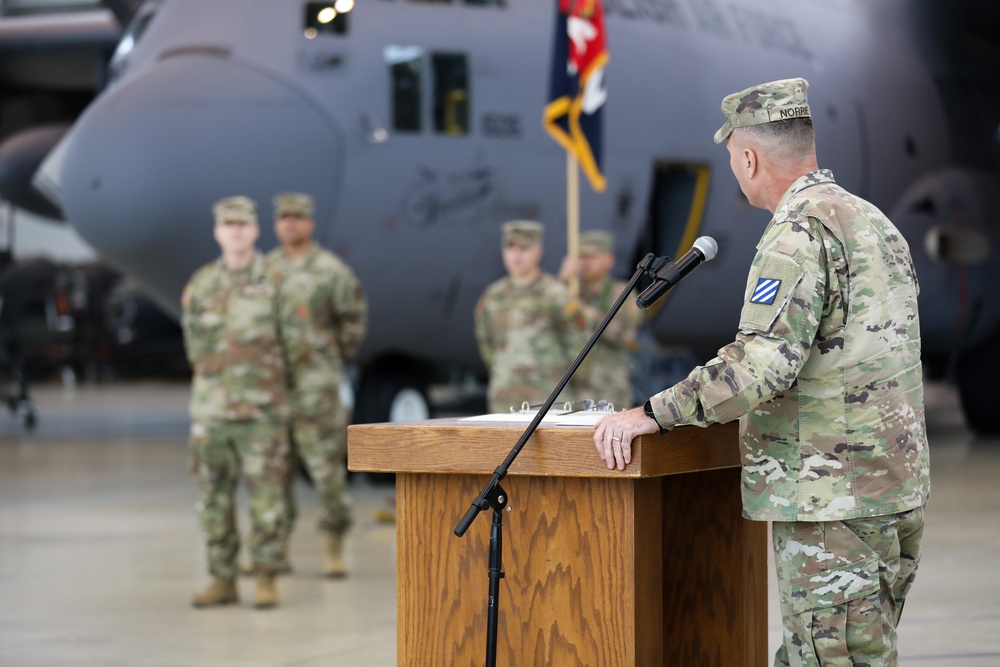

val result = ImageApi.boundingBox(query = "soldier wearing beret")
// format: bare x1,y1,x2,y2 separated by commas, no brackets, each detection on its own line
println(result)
559,230,642,410
265,192,367,578
593,78,930,665
475,220,589,413
182,195,292,609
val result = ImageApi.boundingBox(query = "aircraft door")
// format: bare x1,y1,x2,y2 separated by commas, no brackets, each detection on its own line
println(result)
635,162,710,299
629,162,711,400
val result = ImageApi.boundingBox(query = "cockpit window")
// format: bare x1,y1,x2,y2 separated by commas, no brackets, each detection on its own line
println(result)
385,46,423,133
304,1,351,37
109,3,158,81
406,0,505,5
432,53,469,136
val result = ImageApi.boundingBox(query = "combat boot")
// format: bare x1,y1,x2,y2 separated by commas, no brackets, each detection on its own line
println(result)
240,559,292,577
253,574,279,609
191,578,238,608
323,532,348,578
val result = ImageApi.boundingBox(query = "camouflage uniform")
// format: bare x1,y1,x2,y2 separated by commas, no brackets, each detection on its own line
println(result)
569,232,642,410
650,79,931,665
475,221,588,413
265,239,367,539
182,243,291,580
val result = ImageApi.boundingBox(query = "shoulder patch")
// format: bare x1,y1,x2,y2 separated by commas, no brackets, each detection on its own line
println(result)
739,251,805,334
750,278,781,304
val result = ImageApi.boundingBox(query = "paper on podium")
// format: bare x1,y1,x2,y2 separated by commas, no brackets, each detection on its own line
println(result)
459,411,607,427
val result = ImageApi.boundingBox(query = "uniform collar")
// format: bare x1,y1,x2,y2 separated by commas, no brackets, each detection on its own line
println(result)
282,242,319,267
774,169,835,215
219,251,265,279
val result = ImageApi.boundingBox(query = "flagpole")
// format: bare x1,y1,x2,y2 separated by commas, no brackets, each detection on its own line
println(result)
566,151,580,298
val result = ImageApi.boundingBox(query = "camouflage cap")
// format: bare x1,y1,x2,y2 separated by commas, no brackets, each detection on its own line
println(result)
212,195,257,225
273,192,315,219
502,220,544,246
579,230,614,255
713,77,811,144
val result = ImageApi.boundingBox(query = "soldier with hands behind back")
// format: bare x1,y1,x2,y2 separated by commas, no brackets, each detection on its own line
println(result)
266,192,367,578
182,196,291,610
475,220,590,414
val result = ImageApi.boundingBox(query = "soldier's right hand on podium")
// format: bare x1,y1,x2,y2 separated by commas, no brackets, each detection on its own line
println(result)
593,407,658,470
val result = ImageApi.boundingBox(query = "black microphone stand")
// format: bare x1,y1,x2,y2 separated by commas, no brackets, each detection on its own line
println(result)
453,252,663,667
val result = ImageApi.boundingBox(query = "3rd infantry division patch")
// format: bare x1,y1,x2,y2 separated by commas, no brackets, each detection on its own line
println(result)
751,278,781,305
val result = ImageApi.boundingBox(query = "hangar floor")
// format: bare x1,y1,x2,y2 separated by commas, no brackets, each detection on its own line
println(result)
0,380,997,666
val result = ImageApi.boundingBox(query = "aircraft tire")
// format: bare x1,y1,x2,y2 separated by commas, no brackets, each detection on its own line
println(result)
955,328,1000,437
354,360,432,484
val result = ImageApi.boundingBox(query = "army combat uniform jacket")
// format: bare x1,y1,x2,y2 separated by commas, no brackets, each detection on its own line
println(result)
181,253,288,424
572,277,642,410
475,273,588,413
265,243,367,419
649,170,931,522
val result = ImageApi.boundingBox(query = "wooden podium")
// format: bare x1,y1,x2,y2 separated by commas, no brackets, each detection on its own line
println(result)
348,418,767,667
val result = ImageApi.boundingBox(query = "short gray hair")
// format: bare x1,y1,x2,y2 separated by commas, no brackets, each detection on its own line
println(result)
733,117,815,162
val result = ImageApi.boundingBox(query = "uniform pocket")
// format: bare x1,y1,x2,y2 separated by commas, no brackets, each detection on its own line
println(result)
786,551,880,615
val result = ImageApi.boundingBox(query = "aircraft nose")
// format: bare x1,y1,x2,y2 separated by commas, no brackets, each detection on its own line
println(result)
59,51,343,315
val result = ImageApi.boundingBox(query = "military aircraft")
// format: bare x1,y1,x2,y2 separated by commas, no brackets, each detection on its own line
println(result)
8,0,1000,433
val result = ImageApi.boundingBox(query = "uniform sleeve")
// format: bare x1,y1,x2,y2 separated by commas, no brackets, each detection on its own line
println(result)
474,292,494,367
553,286,590,355
599,283,642,350
331,266,367,361
650,214,828,428
180,273,207,368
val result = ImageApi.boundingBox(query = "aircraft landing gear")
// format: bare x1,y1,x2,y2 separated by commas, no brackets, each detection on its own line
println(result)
355,362,431,425
955,327,1000,437
2,347,37,431
354,357,432,484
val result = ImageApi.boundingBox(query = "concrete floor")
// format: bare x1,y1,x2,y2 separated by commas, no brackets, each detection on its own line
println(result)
0,380,997,666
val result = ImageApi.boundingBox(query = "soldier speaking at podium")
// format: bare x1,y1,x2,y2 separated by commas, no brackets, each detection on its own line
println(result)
594,78,931,666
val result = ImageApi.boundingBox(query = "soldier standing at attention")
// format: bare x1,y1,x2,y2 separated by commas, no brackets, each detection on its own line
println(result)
593,79,930,665
559,230,642,410
182,196,291,609
265,192,367,578
475,220,588,414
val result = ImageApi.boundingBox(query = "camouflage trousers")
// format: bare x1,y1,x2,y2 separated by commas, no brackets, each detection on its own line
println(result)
772,506,925,667
286,409,352,537
189,421,291,579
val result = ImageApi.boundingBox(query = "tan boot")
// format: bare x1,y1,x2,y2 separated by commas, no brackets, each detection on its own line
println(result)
191,578,238,608
253,574,279,609
323,532,348,578
240,560,292,577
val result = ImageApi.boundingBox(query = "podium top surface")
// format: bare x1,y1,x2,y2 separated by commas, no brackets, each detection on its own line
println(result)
348,418,740,479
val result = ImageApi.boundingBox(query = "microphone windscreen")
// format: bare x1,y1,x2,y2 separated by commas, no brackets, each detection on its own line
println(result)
693,236,718,261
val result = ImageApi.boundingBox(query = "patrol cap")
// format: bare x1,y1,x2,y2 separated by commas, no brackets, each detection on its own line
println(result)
212,195,257,225
713,77,811,144
579,230,614,255
502,220,544,246
273,192,315,219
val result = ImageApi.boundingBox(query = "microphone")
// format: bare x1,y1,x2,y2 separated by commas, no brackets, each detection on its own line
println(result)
635,236,718,309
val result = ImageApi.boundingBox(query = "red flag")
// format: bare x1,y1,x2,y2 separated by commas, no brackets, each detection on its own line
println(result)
543,0,608,192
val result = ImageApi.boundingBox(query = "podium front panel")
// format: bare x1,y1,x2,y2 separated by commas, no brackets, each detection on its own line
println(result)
349,420,767,667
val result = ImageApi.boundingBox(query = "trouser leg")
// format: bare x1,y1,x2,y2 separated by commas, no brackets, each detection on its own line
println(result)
237,421,292,575
771,507,926,667
190,422,240,580
291,409,352,536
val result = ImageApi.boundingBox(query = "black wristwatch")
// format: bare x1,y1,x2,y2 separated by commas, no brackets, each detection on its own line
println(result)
643,400,670,435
